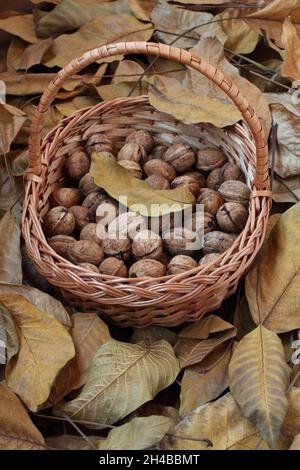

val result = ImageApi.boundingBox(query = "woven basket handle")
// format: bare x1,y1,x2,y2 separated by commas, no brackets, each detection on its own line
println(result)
28,41,269,190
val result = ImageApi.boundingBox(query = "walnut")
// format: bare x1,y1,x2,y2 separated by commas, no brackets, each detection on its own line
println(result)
202,231,238,255
207,162,245,190
102,236,131,260
197,188,224,216
145,174,170,190
167,255,197,275
43,206,75,236
117,142,146,163
69,205,90,230
95,200,119,226
144,159,176,182
164,228,201,256
79,263,99,273
86,133,115,155
184,171,206,187
118,160,143,179
218,180,250,206
196,148,227,173
171,175,202,198
132,229,163,260
129,259,166,278
216,202,248,233
163,143,196,173
198,253,220,267
80,223,103,246
82,192,107,220
79,174,101,196
126,130,154,153
191,211,216,234
99,257,128,277
68,240,104,266
148,145,167,160
51,187,82,208
48,234,76,258
108,212,148,241
66,150,90,180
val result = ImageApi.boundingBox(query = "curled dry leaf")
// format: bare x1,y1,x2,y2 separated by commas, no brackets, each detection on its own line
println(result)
1,294,75,411
50,313,111,404
0,211,22,284
229,326,290,448
58,339,179,425
174,315,236,369
0,103,26,155
0,383,46,450
90,152,195,217
98,416,172,450
246,203,300,332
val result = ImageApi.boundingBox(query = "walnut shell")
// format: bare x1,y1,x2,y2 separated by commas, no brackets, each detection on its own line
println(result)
164,143,196,173
145,174,170,190
66,150,90,180
69,205,90,230
79,174,101,196
43,206,75,236
95,200,119,226
207,162,245,190
218,180,250,206
79,263,99,273
164,228,201,256
144,159,176,182
99,257,128,277
191,211,216,234
68,240,104,265
167,255,197,275
184,171,206,186
197,188,224,216
86,133,115,155
129,259,166,278
117,142,146,163
216,202,248,233
126,130,154,153
198,253,220,267
51,187,82,208
108,212,148,241
118,160,143,179
202,231,238,255
196,148,227,173
132,229,163,260
171,175,202,198
82,192,107,220
48,234,76,258
80,223,103,246
102,236,131,260
148,145,167,160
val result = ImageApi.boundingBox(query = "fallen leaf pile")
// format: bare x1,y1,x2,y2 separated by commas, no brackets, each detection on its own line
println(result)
1,0,300,451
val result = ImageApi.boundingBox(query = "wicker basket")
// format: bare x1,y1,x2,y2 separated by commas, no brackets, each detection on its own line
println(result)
22,41,272,328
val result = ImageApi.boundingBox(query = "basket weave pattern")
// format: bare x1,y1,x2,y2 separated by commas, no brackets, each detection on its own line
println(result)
22,42,271,327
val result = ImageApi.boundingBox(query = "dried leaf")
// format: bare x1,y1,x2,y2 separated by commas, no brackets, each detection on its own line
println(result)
98,416,172,450
50,313,110,404
0,383,45,450
290,434,300,449
46,434,98,450
233,295,256,341
96,82,148,100
1,294,75,410
130,0,156,22
179,342,232,416
246,203,300,332
0,211,22,284
44,14,153,68
281,18,300,80
112,60,144,84
0,14,38,44
0,103,26,155
15,103,63,144
55,96,99,117
13,38,53,71
131,327,177,346
9,148,28,177
215,9,259,54
90,152,195,217
174,315,236,369
0,303,18,361
272,176,300,203
229,326,289,448
0,162,23,218
58,338,179,425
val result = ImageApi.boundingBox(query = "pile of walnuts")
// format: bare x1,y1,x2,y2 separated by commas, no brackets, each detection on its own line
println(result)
44,129,250,278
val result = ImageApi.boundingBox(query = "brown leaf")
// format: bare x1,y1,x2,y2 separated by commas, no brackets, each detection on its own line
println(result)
215,8,259,54
0,383,46,450
290,434,300,449
131,326,177,346
0,211,22,284
55,96,99,117
50,312,110,404
281,18,300,80
174,315,236,369
112,60,144,84
13,38,53,71
46,434,98,450
0,14,38,44
96,82,148,100
15,103,63,145
2,294,75,410
0,103,26,155
233,295,256,341
130,0,156,22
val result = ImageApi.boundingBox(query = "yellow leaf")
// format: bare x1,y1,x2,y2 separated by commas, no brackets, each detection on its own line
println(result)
0,103,26,155
0,211,22,284
0,383,46,450
281,17,300,80
58,338,179,425
245,203,300,332
0,14,38,44
1,294,75,411
50,313,110,404
90,152,195,217
98,416,172,450
229,326,290,448
216,8,259,54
